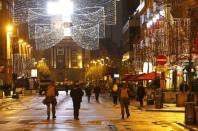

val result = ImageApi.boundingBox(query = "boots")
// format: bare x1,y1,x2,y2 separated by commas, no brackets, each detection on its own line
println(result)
47,113,50,120
53,114,56,119
121,114,124,119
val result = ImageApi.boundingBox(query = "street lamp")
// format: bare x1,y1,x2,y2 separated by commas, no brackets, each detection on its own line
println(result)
6,25,13,33
6,24,13,84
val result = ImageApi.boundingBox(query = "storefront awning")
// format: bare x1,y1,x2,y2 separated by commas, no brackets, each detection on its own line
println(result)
138,72,160,80
122,74,145,81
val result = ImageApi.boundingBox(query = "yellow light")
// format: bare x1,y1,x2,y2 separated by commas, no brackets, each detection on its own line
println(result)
18,39,23,43
23,42,27,46
78,55,82,59
106,57,109,59
6,25,13,32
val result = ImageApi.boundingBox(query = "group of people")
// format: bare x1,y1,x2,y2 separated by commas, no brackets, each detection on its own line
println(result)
43,81,102,120
43,80,146,120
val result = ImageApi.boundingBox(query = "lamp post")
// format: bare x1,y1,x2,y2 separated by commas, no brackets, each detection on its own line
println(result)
6,25,13,84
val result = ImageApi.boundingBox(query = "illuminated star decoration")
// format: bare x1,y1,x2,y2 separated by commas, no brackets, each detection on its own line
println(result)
13,0,117,50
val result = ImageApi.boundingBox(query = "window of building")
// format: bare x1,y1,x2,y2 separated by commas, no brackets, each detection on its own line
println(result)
71,50,78,68
57,47,64,55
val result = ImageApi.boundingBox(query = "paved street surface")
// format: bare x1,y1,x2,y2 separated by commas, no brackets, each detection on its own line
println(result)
0,92,189,131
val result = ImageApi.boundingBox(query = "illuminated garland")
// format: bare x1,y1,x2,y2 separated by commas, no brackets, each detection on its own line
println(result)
13,0,117,50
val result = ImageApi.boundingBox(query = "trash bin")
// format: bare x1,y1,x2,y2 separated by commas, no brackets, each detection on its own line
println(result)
185,102,195,124
155,95,163,108
155,89,163,109
195,106,198,124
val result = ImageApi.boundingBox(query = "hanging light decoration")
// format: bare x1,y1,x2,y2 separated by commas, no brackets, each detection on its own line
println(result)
13,0,117,50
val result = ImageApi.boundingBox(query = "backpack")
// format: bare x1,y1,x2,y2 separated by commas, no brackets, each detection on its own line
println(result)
113,84,118,92
120,88,129,98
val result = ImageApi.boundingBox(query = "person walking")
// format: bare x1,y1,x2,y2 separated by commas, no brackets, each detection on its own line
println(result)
94,84,101,102
137,83,146,107
119,83,131,119
70,82,84,120
112,82,119,105
85,84,92,103
45,81,59,120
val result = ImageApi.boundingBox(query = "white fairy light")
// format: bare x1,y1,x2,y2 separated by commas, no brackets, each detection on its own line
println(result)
13,0,117,50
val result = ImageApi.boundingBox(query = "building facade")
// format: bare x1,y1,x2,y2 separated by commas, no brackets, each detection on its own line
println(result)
122,0,198,90
42,37,90,82
0,0,13,84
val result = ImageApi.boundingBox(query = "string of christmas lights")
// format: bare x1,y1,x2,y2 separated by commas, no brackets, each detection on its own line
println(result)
13,0,117,50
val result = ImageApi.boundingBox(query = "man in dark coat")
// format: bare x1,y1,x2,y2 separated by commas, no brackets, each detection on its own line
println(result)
70,82,84,120
85,84,92,103
94,84,101,102
137,83,146,107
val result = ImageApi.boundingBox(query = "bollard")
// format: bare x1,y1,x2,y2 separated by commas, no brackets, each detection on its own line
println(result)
185,102,195,124
195,106,198,124
0,90,3,99
176,92,187,107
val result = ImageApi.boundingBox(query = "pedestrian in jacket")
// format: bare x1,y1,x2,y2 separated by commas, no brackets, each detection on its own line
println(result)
94,84,101,102
85,84,92,103
45,81,59,120
137,83,146,107
119,83,131,119
70,82,84,120
112,83,119,105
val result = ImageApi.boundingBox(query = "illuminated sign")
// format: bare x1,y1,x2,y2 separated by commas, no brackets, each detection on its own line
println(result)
31,69,37,77
114,74,119,78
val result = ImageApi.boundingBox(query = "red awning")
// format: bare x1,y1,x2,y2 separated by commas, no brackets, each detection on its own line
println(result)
122,74,145,81
138,72,160,80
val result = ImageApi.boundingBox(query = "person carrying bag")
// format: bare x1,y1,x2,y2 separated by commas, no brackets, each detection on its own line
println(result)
43,81,59,120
